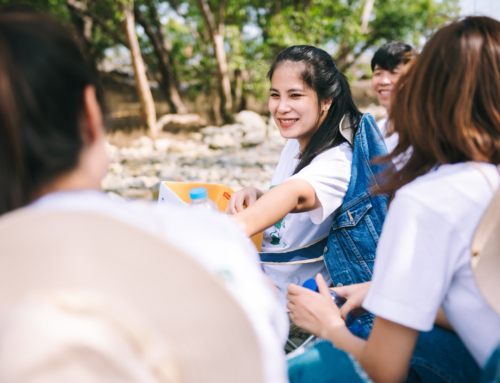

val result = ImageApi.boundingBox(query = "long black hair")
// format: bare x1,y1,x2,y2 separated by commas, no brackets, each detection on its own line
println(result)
0,10,104,215
268,45,361,174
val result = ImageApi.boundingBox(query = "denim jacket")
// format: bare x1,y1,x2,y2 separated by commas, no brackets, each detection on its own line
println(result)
323,113,391,287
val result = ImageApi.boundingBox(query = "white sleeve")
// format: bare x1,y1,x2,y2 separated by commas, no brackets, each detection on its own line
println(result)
362,194,462,331
290,144,352,224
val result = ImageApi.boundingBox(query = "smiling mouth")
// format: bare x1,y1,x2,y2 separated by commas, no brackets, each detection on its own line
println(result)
379,90,391,96
278,118,299,127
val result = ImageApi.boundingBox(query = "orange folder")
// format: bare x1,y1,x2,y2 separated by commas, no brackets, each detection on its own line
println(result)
158,181,264,251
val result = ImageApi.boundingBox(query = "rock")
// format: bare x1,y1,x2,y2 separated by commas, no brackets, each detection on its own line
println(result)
168,141,187,153
235,110,268,147
209,132,239,149
131,136,154,149
136,175,160,189
200,125,219,136
235,110,267,134
154,138,170,152
189,132,203,141
241,131,265,147
156,113,207,132
121,188,153,200
108,162,124,174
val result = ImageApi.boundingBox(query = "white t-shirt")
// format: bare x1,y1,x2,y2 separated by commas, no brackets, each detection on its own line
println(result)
261,139,352,308
29,190,289,383
377,117,399,155
363,162,500,367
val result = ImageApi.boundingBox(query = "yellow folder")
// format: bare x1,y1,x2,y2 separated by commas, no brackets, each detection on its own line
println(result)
158,181,264,251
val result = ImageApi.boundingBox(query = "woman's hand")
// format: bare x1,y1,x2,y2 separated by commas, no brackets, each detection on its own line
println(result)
331,282,371,320
287,273,345,338
226,187,263,215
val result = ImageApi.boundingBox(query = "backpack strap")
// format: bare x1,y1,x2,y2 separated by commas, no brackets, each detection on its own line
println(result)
470,163,500,315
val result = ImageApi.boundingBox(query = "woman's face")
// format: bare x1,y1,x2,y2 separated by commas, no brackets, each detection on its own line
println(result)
269,62,329,149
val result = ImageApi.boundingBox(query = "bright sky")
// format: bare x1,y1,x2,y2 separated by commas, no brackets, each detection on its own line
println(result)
460,0,500,20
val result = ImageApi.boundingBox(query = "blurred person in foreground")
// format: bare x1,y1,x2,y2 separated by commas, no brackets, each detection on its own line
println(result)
286,16,500,383
0,10,288,383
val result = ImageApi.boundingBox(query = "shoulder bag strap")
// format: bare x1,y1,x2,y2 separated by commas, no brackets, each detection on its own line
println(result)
470,163,500,314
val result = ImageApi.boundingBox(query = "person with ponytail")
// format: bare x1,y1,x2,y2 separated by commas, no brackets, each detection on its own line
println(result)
227,46,390,311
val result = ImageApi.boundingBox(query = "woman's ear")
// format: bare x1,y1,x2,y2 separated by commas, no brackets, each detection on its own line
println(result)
321,98,333,114
80,85,104,145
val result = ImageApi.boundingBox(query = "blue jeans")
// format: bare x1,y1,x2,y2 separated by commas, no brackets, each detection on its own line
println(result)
288,326,480,383
479,345,500,383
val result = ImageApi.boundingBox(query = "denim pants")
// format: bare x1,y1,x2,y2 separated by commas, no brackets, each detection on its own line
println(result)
479,345,500,383
288,326,480,383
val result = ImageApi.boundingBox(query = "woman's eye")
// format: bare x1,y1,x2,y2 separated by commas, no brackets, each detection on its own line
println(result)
270,93,279,98
290,94,302,99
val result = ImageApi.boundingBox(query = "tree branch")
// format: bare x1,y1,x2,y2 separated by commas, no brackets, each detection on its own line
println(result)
197,0,217,43
361,0,375,34
218,0,226,35
67,0,129,48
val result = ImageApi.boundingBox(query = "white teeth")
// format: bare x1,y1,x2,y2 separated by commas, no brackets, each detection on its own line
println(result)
380,91,390,95
280,119,298,123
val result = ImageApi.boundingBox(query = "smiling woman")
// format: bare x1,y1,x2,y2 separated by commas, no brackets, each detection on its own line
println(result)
268,62,331,147
226,45,362,308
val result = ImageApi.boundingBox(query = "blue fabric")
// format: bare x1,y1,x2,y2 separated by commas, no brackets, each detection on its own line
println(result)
288,338,372,383
288,326,481,383
479,345,500,383
259,237,328,263
408,326,480,383
324,113,391,287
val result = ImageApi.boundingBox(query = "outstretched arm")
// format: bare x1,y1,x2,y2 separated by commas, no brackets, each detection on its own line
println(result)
232,178,321,237
287,274,419,383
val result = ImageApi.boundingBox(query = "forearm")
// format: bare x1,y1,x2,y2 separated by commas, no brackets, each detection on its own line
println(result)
323,324,366,360
324,318,417,383
233,179,319,236
234,182,299,236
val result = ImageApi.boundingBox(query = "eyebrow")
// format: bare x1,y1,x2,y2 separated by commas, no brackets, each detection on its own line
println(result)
270,88,307,93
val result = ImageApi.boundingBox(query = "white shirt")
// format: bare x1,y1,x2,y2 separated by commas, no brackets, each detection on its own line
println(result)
363,162,500,367
261,139,352,308
29,190,289,383
377,117,399,154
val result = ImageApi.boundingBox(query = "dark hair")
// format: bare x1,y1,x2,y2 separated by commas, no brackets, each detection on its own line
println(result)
268,45,361,174
378,17,500,195
371,41,416,72
0,11,104,215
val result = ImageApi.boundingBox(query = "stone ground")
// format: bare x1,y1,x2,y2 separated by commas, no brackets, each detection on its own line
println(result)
102,111,287,200
102,106,385,201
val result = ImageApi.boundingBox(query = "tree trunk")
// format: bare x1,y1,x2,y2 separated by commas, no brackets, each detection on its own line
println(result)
134,2,187,114
361,0,375,34
197,0,233,122
233,69,249,113
123,1,158,136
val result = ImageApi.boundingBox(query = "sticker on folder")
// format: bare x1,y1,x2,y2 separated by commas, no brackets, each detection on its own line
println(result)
158,181,263,251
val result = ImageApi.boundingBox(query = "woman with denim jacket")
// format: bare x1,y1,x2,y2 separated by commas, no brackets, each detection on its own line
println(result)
226,46,366,308
286,16,500,383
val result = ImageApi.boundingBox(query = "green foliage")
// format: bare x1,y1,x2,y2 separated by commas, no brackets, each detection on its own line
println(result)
3,0,460,109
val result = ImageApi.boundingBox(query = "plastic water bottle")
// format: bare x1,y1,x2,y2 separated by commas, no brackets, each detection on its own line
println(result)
302,278,370,339
188,187,219,212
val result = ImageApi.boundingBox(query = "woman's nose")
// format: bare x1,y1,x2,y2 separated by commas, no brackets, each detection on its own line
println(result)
276,99,291,114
